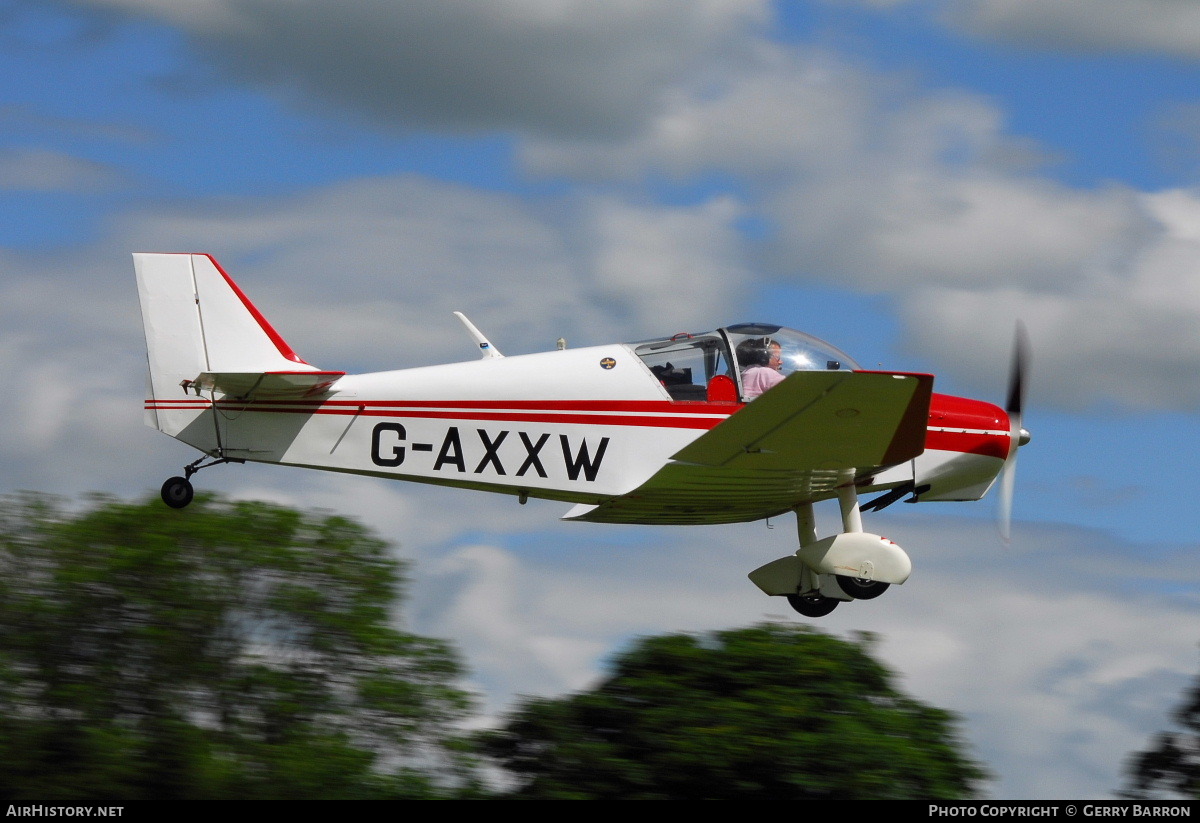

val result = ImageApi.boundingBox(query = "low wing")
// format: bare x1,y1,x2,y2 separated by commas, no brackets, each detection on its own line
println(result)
565,370,932,525
188,370,345,400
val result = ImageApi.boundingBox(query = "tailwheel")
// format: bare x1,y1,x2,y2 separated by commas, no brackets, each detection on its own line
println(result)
835,575,890,600
160,476,194,509
786,593,839,617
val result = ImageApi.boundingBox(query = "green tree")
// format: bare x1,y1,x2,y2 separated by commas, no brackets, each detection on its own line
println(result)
0,493,476,800
1124,665,1200,799
483,623,986,799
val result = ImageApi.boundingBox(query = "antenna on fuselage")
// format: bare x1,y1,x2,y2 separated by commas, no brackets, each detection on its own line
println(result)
453,311,504,359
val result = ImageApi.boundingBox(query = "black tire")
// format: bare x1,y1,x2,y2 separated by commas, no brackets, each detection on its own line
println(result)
160,476,194,509
786,593,839,617
835,575,890,600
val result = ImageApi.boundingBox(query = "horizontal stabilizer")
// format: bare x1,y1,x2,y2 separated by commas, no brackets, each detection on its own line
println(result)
189,370,345,400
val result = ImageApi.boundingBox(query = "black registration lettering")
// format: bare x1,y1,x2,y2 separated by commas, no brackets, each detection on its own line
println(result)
561,435,609,482
474,429,508,475
370,422,406,467
433,427,466,472
516,432,550,478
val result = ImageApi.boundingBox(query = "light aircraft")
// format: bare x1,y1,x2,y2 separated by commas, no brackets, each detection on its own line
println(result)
135,252,1029,617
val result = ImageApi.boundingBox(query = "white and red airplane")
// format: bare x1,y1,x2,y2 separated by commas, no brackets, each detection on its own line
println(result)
135,252,1029,617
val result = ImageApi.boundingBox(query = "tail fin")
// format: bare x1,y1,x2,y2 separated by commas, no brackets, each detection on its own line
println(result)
134,253,328,436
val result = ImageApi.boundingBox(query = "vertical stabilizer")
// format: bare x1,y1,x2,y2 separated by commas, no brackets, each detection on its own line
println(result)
134,253,318,438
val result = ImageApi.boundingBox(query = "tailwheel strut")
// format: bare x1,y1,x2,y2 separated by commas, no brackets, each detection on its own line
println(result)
159,454,244,509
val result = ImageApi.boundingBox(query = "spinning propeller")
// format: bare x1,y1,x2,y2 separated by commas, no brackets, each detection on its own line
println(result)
997,322,1031,542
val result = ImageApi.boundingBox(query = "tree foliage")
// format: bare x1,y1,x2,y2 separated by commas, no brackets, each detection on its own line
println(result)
1125,665,1200,799
483,622,986,799
0,493,476,800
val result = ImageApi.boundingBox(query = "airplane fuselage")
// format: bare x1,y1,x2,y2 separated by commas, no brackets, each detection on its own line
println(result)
147,342,1012,520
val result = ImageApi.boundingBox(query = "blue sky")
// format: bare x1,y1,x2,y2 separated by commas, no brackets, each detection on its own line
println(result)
3,0,1200,799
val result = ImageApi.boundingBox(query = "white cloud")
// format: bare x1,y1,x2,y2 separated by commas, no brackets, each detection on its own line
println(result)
64,0,770,137
771,171,1145,291
581,195,749,332
944,0,1200,58
524,41,1200,411
899,187,1200,410
0,147,118,191
522,49,882,180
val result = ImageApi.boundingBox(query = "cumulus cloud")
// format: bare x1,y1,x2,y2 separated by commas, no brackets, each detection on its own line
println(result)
0,147,118,191
524,43,1200,411
0,245,151,494
106,175,751,369
900,187,1200,409
831,0,1200,58
62,0,769,137
943,0,1200,58
580,195,749,330
522,49,882,180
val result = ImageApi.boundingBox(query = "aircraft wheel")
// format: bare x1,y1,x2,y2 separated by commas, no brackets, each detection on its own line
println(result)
786,593,839,618
835,575,890,600
160,476,194,509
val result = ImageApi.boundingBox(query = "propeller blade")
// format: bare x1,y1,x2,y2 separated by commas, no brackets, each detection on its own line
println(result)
998,451,1017,543
1006,321,1030,418
998,322,1030,543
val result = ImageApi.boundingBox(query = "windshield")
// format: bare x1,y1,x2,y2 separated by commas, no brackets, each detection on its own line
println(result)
631,332,733,402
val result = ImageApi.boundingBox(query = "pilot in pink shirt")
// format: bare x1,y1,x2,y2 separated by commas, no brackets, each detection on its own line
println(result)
742,364,783,399
739,340,784,399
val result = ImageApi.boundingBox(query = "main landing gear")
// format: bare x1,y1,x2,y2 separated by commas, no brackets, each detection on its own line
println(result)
159,454,244,509
747,471,912,618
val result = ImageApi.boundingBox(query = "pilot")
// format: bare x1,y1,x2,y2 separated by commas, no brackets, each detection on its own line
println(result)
738,338,785,400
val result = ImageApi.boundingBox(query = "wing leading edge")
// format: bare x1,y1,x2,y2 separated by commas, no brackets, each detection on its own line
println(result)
565,370,933,525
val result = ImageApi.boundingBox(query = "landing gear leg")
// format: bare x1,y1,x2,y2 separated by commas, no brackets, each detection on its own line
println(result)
836,470,863,534
786,502,841,617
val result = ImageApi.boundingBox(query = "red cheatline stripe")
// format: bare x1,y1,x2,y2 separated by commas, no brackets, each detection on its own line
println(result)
242,398,743,413
147,398,742,415
145,400,731,430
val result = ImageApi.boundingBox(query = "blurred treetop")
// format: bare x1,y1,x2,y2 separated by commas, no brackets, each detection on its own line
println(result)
483,622,987,799
1124,661,1200,799
0,493,477,800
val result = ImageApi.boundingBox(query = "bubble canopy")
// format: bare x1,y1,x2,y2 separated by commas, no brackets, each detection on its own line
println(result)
722,323,860,375
630,323,860,402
